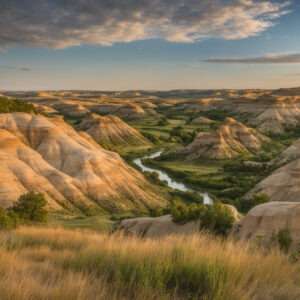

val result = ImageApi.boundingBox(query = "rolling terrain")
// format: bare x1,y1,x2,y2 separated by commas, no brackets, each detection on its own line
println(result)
2,89,300,299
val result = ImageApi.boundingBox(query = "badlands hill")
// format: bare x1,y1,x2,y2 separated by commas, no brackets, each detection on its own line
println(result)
181,117,269,160
246,135,300,203
77,114,150,149
246,156,300,203
245,96,300,134
233,202,300,249
0,113,165,213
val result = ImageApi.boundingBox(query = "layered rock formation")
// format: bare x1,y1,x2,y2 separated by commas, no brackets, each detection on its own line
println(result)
247,97,300,134
233,202,300,248
77,114,150,149
181,118,269,160
0,113,165,213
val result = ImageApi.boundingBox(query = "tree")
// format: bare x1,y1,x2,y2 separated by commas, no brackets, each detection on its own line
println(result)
11,192,48,223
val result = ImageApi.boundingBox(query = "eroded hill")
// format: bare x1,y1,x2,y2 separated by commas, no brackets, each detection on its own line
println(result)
0,113,166,213
181,117,270,160
77,114,150,149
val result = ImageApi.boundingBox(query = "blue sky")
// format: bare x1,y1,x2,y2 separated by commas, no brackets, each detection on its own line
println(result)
1,0,300,90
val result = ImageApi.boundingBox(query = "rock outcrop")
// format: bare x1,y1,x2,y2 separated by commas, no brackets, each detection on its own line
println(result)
118,215,201,238
117,205,241,238
233,202,300,248
77,114,150,149
0,113,166,213
181,118,269,160
191,116,215,125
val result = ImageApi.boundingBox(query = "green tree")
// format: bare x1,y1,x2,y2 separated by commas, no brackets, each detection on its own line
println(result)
11,192,48,223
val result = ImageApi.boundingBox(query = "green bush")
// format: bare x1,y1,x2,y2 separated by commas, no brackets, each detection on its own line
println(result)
171,202,235,236
201,204,235,236
0,97,36,113
277,228,293,253
0,208,18,230
157,117,169,126
11,192,48,223
240,193,269,213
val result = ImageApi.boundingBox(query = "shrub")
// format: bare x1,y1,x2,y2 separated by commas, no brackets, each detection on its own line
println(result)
201,203,235,236
11,192,48,223
171,201,190,223
157,117,169,126
277,228,293,253
240,193,269,213
0,208,18,230
171,202,235,236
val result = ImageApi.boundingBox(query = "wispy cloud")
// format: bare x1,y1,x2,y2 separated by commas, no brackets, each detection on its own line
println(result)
0,65,31,71
204,53,300,64
0,0,290,49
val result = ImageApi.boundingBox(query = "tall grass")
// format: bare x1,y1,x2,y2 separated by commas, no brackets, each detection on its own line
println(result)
0,227,299,300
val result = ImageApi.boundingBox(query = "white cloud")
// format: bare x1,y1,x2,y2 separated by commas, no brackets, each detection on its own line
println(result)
205,53,300,64
0,0,290,49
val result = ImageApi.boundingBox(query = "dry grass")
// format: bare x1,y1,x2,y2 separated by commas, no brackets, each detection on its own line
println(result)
0,227,299,300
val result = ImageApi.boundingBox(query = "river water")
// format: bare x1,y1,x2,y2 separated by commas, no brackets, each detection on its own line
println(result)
133,151,212,205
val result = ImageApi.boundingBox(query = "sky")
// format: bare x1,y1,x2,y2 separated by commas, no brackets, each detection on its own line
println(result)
0,0,300,91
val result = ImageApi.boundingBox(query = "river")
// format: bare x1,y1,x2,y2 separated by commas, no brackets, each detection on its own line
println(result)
133,151,213,205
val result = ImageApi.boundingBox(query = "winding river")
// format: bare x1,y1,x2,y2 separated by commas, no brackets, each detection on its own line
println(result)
133,151,213,205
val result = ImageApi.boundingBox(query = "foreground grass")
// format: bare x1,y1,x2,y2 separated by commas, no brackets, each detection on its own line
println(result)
0,227,299,300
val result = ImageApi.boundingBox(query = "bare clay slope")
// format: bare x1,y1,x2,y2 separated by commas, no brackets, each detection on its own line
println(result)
0,113,165,212
77,114,150,148
246,136,300,202
182,117,270,160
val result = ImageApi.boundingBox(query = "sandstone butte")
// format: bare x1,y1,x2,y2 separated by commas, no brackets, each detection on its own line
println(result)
0,113,166,213
77,113,150,148
181,117,270,160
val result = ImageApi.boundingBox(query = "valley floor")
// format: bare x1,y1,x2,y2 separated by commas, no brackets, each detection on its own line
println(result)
0,226,299,300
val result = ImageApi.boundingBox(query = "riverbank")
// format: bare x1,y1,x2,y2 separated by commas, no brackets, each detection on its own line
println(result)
133,150,213,205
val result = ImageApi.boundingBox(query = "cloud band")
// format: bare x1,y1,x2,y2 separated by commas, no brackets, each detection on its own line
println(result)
0,0,289,49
